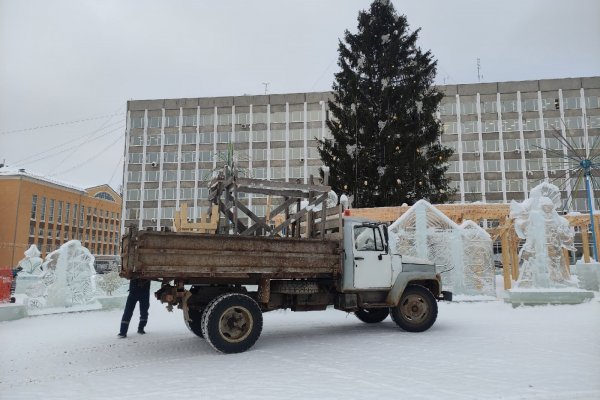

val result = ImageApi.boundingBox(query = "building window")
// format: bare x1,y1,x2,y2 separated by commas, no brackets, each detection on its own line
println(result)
290,110,304,122
585,96,599,109
143,188,159,201
443,122,458,134
163,170,178,181
129,135,143,146
40,197,47,221
164,152,178,163
182,133,196,144
460,102,476,115
521,99,538,112
162,188,176,200
31,195,38,220
183,115,197,127
217,132,232,143
218,112,232,126
57,201,63,223
271,130,285,141
181,151,195,163
94,192,116,201
271,111,286,124
181,169,195,181
146,152,160,164
128,171,142,182
165,115,179,127
200,114,214,126
72,204,78,225
198,151,213,162
180,188,194,200
481,101,497,114
48,199,55,223
126,189,140,201
127,208,139,219
253,131,267,142
236,113,250,125
131,116,144,129
147,134,161,146
148,116,161,128
439,103,457,116
253,112,267,124
129,153,143,164
308,110,322,121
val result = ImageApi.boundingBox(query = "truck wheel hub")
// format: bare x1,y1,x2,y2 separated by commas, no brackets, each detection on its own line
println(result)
400,294,428,322
219,306,253,343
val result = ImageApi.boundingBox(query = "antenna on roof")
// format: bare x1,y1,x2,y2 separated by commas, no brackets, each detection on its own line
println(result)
477,58,483,82
262,82,270,95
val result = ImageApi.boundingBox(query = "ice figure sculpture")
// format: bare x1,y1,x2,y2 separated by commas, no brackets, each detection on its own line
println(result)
510,183,575,288
389,200,495,296
25,240,97,308
16,245,44,275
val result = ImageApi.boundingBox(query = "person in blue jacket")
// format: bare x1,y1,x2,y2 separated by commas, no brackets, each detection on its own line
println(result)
118,279,151,338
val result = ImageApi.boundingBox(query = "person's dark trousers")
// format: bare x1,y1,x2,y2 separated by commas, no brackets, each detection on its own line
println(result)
119,279,151,336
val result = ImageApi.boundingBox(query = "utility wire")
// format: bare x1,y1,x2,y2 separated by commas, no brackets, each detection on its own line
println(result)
16,124,124,166
15,119,124,165
49,133,124,177
0,111,125,136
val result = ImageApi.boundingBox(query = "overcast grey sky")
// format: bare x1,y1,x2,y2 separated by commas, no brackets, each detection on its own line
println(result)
1,0,599,190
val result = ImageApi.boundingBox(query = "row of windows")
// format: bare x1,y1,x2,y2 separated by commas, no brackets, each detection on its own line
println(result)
126,204,271,221
129,146,321,165
447,156,571,173
446,136,592,154
439,96,600,116
131,110,325,129
30,224,118,245
29,237,118,256
30,195,120,224
443,116,600,134
129,128,327,147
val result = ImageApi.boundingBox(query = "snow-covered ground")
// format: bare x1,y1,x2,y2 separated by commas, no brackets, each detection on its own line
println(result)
1,297,599,400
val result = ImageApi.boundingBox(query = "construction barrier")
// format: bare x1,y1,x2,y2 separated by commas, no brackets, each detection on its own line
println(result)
0,268,14,303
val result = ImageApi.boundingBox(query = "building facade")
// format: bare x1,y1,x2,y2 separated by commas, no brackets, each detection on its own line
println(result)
122,76,600,231
0,169,122,268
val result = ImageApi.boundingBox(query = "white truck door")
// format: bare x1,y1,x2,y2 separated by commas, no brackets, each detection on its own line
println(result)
352,224,392,289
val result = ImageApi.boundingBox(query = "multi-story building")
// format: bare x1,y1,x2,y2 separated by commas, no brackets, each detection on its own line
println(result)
0,169,122,268
122,76,600,230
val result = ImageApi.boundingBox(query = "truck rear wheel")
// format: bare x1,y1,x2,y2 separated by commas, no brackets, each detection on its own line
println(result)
184,308,205,338
201,293,263,354
390,285,438,332
354,308,389,323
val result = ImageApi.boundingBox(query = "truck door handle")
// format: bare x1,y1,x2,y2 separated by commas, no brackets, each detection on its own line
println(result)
354,256,364,260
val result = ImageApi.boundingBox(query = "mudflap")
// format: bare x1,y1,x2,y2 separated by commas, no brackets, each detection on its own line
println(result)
440,291,453,302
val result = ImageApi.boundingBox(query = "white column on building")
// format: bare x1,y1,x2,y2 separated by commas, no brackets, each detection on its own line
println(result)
537,91,549,180
193,106,200,220
303,101,308,184
285,102,290,182
156,108,166,230
558,89,573,208
516,91,529,199
138,109,148,229
475,93,486,202
231,105,236,145
213,106,218,171
121,110,131,234
496,93,507,202
267,103,271,180
580,88,590,157
248,104,253,211
175,107,183,213
455,94,465,203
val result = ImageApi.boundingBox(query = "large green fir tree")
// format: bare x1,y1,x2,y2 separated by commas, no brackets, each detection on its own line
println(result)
318,0,453,208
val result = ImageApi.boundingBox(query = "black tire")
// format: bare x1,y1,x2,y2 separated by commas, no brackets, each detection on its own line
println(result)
354,308,389,323
184,307,205,338
390,285,438,332
201,293,263,354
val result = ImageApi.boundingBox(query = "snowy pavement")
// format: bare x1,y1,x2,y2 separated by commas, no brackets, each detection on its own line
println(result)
1,298,599,400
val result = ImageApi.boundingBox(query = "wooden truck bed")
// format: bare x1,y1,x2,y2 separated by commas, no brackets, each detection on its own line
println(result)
120,229,342,283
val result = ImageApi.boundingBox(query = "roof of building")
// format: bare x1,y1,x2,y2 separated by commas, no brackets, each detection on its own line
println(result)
0,168,121,202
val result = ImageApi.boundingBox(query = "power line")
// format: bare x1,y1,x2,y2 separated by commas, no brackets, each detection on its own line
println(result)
15,124,124,166
0,111,125,136
48,133,124,177
14,119,124,165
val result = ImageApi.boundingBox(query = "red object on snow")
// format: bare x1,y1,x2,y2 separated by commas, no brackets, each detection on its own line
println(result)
0,268,13,303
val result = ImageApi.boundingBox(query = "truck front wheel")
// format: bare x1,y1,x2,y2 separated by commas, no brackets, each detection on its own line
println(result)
354,308,389,323
390,285,438,332
201,293,263,354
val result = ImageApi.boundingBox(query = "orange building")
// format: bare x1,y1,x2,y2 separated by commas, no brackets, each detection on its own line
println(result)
0,169,122,268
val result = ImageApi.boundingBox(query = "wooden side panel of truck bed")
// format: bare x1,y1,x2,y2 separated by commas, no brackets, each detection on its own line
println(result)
121,230,342,282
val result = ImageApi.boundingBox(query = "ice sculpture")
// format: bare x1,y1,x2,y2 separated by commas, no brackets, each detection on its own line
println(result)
389,200,495,296
510,183,575,288
16,245,44,275
25,240,97,308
